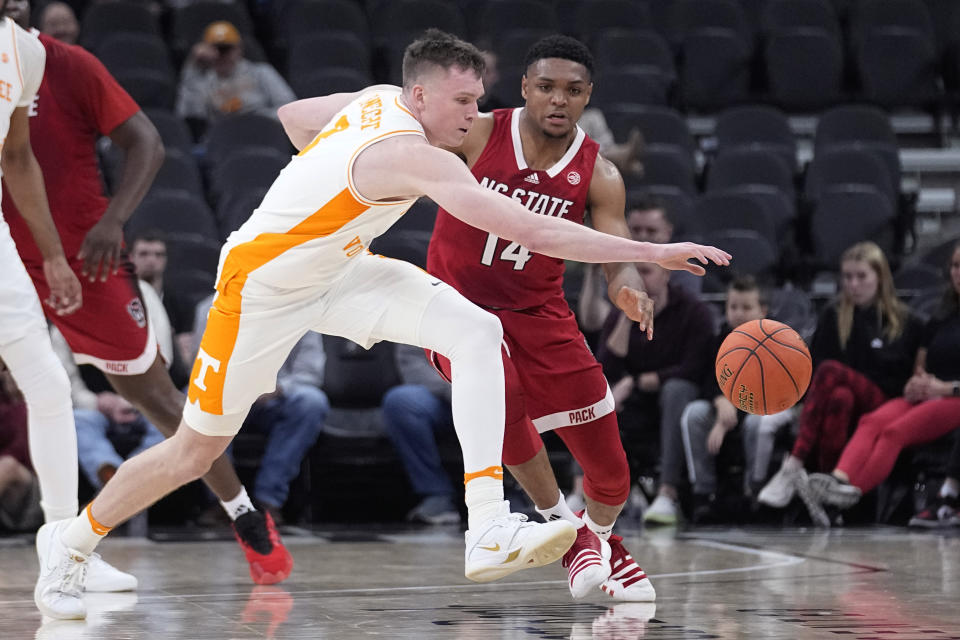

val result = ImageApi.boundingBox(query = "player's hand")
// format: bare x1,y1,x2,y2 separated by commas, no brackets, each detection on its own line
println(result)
707,423,728,455
78,218,124,283
614,285,654,339
714,396,739,430
42,255,82,315
647,242,731,276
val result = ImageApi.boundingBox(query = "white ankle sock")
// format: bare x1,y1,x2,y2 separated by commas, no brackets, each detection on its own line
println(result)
941,479,959,499
220,487,255,521
464,475,504,530
535,491,584,527
61,505,110,556
582,510,614,541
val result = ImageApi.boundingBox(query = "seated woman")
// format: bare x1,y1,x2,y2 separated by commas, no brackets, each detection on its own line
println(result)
810,241,960,511
758,242,924,526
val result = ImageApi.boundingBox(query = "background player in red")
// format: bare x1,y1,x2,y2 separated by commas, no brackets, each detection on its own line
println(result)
428,36,677,601
2,0,293,595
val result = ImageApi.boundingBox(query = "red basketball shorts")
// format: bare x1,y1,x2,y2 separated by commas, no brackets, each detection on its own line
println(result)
26,257,156,375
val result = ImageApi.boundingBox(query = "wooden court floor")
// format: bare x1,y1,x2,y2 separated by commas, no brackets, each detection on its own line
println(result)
1,525,958,639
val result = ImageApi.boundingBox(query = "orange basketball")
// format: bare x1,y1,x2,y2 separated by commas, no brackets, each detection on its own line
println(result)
715,319,812,415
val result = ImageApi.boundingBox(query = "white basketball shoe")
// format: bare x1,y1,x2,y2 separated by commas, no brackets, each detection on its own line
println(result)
34,520,88,620
464,502,577,583
85,553,137,592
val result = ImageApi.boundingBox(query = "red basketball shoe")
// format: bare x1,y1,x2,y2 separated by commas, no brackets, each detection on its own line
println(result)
232,510,293,585
600,534,656,601
562,524,611,598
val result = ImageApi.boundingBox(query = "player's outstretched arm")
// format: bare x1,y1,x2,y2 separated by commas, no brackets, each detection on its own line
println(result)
278,85,398,150
1,107,81,315
355,138,732,270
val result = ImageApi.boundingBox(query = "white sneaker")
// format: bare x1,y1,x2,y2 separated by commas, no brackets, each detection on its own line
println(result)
758,463,797,508
642,495,679,526
464,502,577,583
34,520,87,620
85,553,137,592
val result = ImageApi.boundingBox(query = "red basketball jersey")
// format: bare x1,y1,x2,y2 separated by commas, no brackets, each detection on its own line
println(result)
427,108,599,309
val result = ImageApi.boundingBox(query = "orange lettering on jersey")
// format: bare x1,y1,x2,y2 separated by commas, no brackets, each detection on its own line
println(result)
1,53,8,64
343,235,365,257
298,114,350,156
0,82,12,103
360,95,383,131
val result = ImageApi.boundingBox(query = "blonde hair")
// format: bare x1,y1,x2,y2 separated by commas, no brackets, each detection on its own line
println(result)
837,241,906,349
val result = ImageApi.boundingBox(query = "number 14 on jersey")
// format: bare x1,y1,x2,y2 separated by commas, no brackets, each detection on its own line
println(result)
480,233,534,270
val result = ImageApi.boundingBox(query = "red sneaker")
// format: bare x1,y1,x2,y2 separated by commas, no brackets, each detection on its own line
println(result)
562,525,611,598
600,534,656,601
232,511,294,585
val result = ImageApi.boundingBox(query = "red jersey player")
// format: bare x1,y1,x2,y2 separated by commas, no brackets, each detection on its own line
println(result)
428,36,670,601
2,0,292,594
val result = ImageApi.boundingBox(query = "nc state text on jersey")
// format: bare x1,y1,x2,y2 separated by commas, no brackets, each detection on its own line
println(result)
479,176,574,218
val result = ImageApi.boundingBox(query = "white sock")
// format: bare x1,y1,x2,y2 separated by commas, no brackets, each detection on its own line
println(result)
220,486,255,521
61,505,110,556
2,331,79,523
536,491,584,527
464,475,504,530
941,479,959,499
583,510,614,541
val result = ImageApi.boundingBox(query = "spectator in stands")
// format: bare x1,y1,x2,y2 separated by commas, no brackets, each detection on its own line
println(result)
809,242,960,512
37,1,78,45
128,230,194,387
598,261,715,526
192,295,328,522
477,50,508,112
758,241,924,526
580,197,698,339
680,276,769,524
382,344,459,525
909,433,960,528
578,108,643,177
175,20,295,139
0,364,42,532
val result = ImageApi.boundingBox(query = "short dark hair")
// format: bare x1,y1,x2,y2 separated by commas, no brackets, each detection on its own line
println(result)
130,229,167,248
523,35,594,78
728,274,769,308
402,29,485,88
627,195,675,228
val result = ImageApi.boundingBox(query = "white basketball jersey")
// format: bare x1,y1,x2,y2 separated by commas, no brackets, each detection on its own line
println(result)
220,86,425,289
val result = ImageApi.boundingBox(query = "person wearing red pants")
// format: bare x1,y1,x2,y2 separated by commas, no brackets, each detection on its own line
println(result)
811,242,960,508
758,241,924,525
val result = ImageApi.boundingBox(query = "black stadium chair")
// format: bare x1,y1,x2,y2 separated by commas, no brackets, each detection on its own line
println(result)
476,0,559,42
371,0,466,43
694,192,778,246
126,190,219,242
148,149,204,198
571,0,653,40
592,67,672,107
164,268,216,309
805,146,897,207
217,188,269,241
703,229,778,283
627,186,697,239
164,234,222,278
765,27,844,111
633,148,697,195
760,0,840,36
95,33,174,82
680,28,752,112
856,27,941,109
814,105,901,190
209,148,289,206
490,29,556,71
204,113,293,168
715,104,797,171
143,109,194,153
279,0,370,46
290,68,372,99
607,105,695,155
112,69,176,110
286,32,372,78
593,30,676,86
80,2,160,52
810,185,896,269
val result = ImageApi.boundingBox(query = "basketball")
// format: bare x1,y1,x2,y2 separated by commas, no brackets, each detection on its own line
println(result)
715,319,812,415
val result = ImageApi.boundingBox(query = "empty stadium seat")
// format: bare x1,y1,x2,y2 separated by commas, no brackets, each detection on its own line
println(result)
809,185,896,269
476,0,559,42
715,104,797,171
286,32,372,78
290,68,372,99
204,113,293,167
856,27,941,109
143,109,195,152
127,190,218,241
765,27,844,111
95,33,174,82
680,28,752,112
80,2,160,52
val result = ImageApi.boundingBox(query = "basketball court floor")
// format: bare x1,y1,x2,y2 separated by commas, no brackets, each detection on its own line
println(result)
1,524,958,638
